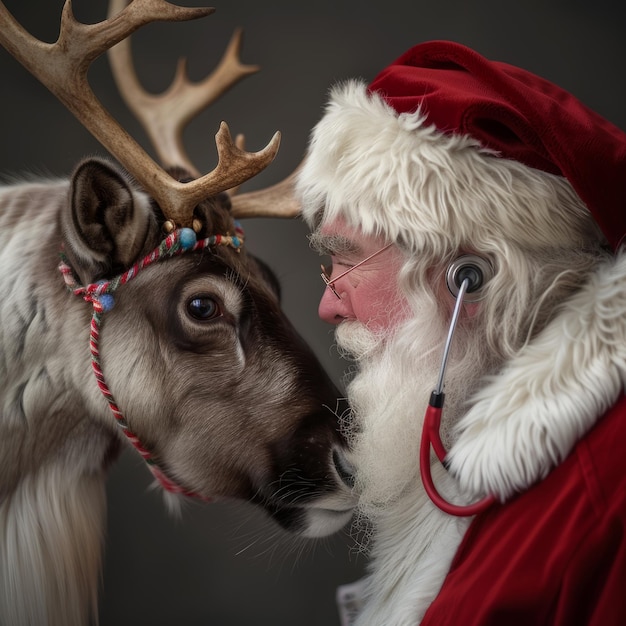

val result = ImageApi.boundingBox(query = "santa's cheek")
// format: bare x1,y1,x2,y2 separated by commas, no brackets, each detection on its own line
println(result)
356,286,409,331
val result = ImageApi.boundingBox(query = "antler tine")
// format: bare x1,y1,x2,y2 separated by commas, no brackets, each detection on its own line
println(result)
230,166,301,219
226,134,302,219
108,0,260,177
0,0,281,230
160,121,281,226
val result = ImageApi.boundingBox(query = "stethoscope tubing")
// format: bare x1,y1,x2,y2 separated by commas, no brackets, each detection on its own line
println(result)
419,277,496,516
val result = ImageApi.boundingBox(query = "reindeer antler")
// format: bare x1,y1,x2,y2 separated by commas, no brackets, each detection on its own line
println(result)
0,0,282,230
107,0,260,178
106,0,301,220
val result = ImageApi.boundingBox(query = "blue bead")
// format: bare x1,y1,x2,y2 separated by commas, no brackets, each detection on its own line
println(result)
231,236,240,248
99,294,115,312
179,228,197,250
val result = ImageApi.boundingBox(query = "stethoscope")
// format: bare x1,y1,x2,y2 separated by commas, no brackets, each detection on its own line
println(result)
419,272,496,516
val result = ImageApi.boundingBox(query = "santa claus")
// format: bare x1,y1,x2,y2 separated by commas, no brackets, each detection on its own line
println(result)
296,40,626,625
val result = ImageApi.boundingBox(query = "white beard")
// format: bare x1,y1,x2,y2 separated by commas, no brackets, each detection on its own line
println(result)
335,309,499,625
336,305,495,525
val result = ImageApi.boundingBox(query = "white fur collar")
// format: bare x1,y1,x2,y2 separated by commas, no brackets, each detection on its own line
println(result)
448,251,626,501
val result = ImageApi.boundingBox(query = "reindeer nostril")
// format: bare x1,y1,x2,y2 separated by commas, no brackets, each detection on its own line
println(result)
333,448,356,489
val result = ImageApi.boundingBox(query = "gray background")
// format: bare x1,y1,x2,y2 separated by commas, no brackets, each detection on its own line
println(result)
1,1,624,624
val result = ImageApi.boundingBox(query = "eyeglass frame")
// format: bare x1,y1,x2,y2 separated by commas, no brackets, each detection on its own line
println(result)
320,243,393,299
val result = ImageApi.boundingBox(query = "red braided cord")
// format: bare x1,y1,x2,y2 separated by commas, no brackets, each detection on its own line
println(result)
90,305,200,496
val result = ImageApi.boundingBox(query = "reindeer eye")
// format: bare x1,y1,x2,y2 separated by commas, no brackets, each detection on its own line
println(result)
187,296,221,321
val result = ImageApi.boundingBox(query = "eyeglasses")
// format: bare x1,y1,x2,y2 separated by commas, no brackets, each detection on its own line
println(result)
320,243,393,299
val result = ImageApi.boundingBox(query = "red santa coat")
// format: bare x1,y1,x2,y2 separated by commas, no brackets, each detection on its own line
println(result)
422,394,626,626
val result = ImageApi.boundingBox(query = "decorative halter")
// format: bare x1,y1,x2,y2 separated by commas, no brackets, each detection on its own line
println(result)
59,224,245,500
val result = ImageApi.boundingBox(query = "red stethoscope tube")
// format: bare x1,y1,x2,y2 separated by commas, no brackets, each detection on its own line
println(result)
420,393,495,516
419,277,496,516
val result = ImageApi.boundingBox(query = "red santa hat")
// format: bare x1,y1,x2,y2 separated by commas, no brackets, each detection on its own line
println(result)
298,40,626,252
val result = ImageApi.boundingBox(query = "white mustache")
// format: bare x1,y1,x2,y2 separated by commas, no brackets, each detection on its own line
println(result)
335,321,388,362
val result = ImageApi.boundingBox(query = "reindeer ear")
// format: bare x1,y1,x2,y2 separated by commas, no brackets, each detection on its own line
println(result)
62,157,154,284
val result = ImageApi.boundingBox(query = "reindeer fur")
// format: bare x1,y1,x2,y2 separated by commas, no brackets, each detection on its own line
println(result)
0,160,355,626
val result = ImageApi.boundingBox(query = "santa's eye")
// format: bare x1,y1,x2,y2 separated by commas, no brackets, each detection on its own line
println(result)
187,296,221,321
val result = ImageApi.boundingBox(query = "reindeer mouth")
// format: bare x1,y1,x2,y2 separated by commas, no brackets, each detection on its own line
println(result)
253,446,357,537
294,448,357,538
258,491,356,538
299,504,355,539
275,492,357,539
333,447,356,489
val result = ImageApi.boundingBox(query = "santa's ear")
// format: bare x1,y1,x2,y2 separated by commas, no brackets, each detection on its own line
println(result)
62,158,155,284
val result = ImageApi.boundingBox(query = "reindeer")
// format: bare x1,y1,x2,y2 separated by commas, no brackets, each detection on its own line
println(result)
0,1,356,624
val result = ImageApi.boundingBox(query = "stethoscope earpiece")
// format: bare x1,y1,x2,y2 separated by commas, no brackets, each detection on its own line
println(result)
445,254,493,302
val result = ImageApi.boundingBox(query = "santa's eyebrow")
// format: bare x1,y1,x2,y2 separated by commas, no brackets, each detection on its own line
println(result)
308,231,361,256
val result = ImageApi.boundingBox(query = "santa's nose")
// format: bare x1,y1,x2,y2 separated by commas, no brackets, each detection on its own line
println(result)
318,286,352,325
